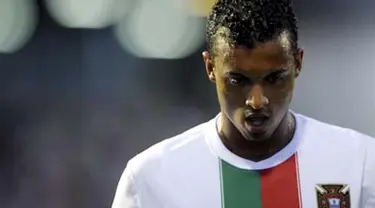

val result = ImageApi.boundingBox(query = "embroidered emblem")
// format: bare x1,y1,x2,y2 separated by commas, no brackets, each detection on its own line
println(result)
316,184,350,208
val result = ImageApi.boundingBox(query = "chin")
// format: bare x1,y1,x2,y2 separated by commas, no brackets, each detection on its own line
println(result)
242,131,270,142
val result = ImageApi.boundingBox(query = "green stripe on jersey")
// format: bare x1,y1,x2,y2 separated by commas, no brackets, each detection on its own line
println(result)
220,159,262,208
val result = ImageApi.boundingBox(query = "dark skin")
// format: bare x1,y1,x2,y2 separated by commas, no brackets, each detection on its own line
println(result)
203,37,304,162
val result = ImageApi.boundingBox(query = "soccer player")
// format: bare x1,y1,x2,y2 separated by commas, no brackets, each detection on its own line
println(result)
111,0,375,207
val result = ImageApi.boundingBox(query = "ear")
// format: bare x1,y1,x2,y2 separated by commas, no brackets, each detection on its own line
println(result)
295,48,304,78
202,51,216,83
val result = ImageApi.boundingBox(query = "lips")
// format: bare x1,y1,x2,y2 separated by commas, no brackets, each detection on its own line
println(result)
247,116,268,127
244,112,269,132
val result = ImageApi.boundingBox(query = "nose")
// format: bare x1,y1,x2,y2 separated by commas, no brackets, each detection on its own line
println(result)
245,85,269,110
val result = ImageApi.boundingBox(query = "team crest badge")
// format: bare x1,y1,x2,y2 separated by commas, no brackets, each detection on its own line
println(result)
316,184,351,208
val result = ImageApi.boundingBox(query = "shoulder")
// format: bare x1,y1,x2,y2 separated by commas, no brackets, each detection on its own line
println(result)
296,113,375,174
296,113,375,183
296,113,375,147
126,119,212,179
112,120,214,207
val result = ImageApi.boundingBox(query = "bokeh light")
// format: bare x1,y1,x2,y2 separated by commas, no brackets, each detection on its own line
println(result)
114,0,205,59
0,0,38,53
0,0,213,58
44,0,132,29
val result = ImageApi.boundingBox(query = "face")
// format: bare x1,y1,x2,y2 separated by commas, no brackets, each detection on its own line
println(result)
203,39,303,141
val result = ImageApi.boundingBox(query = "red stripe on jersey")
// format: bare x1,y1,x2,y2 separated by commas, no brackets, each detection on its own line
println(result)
260,154,301,208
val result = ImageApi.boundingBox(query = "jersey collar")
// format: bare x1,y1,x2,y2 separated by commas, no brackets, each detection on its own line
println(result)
205,111,305,170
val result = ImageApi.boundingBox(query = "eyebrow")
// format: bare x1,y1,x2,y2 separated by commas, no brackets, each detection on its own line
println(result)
268,69,290,75
225,68,289,76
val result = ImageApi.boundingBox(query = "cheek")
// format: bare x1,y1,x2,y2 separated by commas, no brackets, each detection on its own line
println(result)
216,83,246,111
265,80,294,104
267,92,292,109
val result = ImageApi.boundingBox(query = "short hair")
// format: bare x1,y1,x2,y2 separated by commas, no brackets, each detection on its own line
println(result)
206,0,298,58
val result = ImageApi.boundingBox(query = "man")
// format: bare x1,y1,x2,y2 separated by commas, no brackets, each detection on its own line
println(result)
111,0,375,207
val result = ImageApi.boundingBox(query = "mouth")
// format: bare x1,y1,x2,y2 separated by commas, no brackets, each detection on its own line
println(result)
247,117,268,126
244,112,269,132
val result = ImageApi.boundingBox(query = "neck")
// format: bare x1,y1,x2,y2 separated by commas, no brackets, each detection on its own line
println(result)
218,112,295,162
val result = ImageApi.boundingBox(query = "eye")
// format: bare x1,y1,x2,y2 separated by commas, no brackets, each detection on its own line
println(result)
266,71,287,84
228,74,247,86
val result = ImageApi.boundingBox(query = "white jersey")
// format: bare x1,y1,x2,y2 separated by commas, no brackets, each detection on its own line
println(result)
112,112,375,208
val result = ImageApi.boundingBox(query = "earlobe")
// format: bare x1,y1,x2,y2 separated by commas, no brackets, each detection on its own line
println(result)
294,71,299,78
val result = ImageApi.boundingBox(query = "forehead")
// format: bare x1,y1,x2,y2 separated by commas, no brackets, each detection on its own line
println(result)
233,43,290,71
213,34,293,72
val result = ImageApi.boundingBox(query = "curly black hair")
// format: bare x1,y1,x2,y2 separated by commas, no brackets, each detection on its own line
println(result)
206,0,298,58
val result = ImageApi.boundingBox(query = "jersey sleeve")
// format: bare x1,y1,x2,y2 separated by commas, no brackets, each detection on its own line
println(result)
362,136,375,207
363,166,375,207
365,189,375,207
111,163,141,208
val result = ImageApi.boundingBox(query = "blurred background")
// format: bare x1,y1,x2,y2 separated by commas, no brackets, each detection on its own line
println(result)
0,0,374,207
